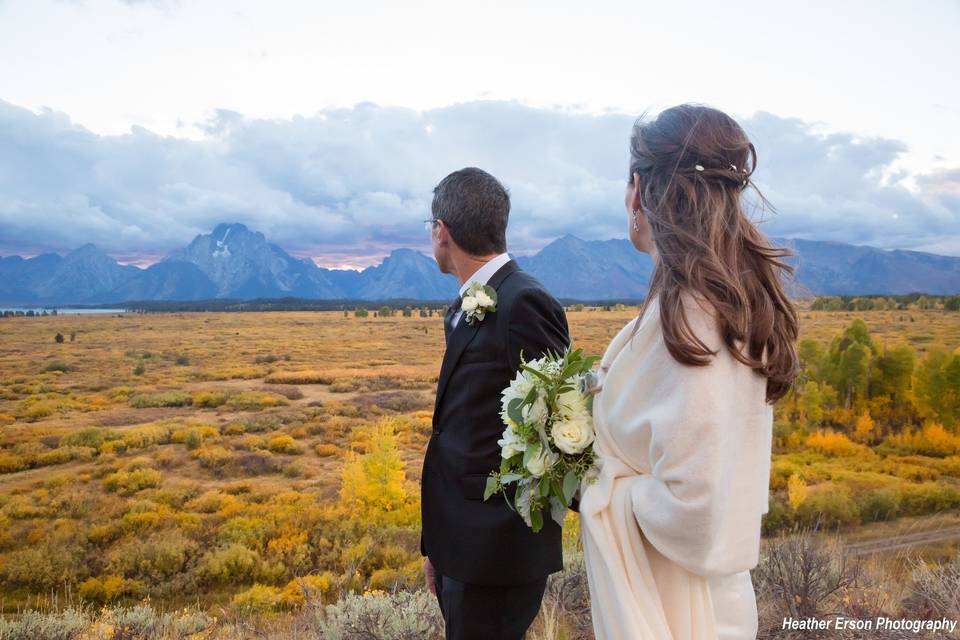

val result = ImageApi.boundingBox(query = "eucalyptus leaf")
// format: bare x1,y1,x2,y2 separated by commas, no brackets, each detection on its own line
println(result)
550,496,567,527
562,469,579,504
551,478,564,499
516,481,533,527
530,507,543,533
484,476,499,501
507,397,525,427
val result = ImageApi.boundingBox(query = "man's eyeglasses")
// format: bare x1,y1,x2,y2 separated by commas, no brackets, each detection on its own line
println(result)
423,218,450,232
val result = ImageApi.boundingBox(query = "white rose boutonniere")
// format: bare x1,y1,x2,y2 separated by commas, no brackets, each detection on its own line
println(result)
461,281,497,325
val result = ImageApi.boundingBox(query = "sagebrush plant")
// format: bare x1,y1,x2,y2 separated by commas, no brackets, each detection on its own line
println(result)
0,603,214,640
906,555,960,621
310,589,444,640
0,607,89,640
753,526,862,621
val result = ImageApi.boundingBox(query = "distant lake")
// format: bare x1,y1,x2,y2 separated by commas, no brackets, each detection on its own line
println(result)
1,308,128,315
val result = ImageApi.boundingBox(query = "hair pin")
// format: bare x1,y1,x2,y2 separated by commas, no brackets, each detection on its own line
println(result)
694,164,704,172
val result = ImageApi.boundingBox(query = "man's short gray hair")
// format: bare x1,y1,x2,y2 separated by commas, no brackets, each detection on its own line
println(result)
431,167,510,256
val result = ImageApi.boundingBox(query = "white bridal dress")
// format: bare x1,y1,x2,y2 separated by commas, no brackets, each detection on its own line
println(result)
579,293,772,640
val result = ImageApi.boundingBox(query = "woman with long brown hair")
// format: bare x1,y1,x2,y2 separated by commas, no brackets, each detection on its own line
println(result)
578,104,799,639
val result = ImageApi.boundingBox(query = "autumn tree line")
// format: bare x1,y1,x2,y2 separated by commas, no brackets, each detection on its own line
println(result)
780,318,959,442
810,294,960,312
764,317,960,534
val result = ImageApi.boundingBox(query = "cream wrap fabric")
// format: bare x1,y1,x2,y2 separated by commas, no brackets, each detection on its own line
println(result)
579,293,772,640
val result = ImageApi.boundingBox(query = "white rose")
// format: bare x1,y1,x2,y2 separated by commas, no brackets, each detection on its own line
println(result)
550,413,595,455
555,386,589,418
461,296,478,312
475,290,494,307
524,444,556,478
497,425,527,458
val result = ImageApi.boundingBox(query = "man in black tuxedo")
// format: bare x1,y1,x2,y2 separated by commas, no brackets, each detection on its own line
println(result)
420,167,571,640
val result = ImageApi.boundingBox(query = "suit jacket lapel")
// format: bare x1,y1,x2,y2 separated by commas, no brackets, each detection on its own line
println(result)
433,259,519,427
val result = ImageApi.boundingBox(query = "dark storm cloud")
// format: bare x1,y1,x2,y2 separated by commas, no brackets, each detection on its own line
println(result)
0,99,957,261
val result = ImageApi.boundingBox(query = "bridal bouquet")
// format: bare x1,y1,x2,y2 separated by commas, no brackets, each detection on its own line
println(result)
484,348,601,532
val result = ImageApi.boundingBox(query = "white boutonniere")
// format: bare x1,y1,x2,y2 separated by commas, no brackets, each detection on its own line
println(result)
461,281,498,325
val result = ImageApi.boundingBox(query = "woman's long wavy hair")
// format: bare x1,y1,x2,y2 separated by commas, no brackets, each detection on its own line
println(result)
630,104,799,403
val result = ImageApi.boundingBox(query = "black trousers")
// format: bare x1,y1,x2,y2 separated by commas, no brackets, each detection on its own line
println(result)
433,569,548,640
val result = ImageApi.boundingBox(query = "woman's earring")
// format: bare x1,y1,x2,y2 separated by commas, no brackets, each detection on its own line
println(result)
632,209,641,233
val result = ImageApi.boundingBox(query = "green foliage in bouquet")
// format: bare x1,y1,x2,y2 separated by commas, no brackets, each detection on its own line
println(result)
484,347,601,532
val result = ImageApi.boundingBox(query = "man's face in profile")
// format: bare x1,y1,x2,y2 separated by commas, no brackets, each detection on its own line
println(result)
431,218,452,275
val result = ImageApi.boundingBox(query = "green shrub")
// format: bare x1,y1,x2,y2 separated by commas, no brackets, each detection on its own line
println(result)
35,446,95,467
225,391,288,411
267,434,303,455
193,445,233,472
171,425,219,449
858,487,901,522
201,543,262,584
761,496,793,535
239,414,282,433
129,391,193,408
77,574,145,603
106,530,196,582
191,390,231,408
894,483,960,516
103,468,162,494
794,483,860,528
121,423,173,449
232,583,282,612
61,426,118,449
0,453,28,474
0,538,88,590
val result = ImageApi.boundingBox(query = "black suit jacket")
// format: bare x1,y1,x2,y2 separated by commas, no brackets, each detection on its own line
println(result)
420,259,571,586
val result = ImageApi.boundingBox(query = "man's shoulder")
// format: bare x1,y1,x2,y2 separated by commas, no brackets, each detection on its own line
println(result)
497,266,563,316
500,264,551,298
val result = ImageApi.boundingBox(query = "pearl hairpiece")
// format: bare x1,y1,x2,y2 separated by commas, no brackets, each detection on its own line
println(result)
694,162,749,186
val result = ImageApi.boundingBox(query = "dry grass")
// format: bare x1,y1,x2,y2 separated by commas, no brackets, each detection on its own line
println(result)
0,305,958,633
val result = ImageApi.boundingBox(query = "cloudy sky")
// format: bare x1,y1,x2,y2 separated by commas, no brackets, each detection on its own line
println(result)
1,0,958,266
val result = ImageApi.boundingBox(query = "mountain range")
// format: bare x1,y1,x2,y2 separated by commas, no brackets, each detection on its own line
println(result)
1,223,958,305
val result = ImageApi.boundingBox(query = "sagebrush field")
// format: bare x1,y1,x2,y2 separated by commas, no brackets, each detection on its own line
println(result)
1,302,958,639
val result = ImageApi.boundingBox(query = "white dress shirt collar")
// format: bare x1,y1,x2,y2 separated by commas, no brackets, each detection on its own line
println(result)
458,252,512,297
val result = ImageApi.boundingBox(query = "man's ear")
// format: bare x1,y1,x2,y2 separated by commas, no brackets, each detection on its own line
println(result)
437,220,454,249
